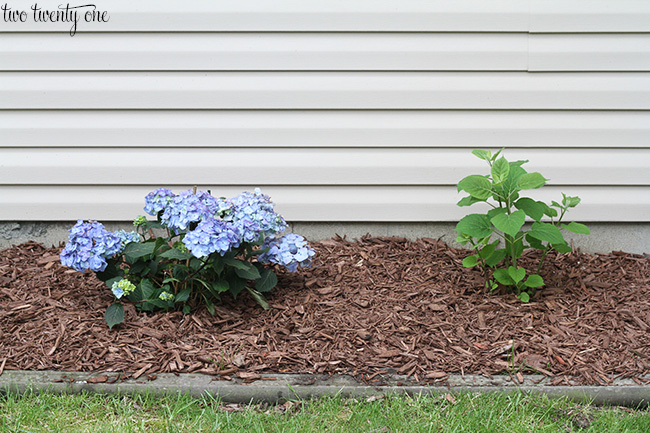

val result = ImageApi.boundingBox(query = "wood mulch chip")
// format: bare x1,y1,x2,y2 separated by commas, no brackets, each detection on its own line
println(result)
1,237,649,385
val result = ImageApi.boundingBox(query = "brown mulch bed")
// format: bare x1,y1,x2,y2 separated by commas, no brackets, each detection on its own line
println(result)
1,237,649,386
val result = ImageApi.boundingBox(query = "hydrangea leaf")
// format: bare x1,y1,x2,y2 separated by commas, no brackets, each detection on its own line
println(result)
175,288,192,303
255,269,278,293
226,271,246,298
105,303,124,329
212,279,230,293
159,248,193,260
490,210,525,238
122,242,156,262
246,287,270,310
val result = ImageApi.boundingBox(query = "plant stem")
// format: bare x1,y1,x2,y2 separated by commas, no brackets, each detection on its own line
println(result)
537,247,550,273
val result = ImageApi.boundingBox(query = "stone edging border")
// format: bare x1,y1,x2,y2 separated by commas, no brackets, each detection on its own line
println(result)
1,371,648,407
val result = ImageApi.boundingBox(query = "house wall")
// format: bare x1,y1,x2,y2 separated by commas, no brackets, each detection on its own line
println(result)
1,0,649,252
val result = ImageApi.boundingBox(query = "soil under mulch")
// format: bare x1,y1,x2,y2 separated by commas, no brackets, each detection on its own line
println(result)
1,237,649,386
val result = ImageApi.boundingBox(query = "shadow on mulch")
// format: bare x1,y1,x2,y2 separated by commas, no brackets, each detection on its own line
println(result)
1,236,649,386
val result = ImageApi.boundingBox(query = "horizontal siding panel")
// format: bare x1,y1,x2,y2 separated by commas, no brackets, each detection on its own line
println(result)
530,34,650,71
0,0,529,33
6,32,650,72
3,110,649,148
2,148,649,187
2,72,650,110
530,0,650,33
1,185,647,222
0,33,527,71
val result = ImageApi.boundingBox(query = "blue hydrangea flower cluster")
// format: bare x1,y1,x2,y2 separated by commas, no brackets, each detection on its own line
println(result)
224,189,288,242
115,230,141,247
144,188,175,216
60,220,122,272
258,234,315,272
160,189,218,232
183,218,243,258
111,279,136,299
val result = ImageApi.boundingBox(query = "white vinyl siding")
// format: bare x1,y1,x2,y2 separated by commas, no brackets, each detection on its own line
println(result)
1,0,649,224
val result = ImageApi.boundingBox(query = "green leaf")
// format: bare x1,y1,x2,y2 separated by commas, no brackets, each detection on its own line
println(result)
96,259,123,282
457,195,483,207
456,214,492,239
255,268,278,293
484,249,507,267
231,261,261,280
507,266,526,284
227,272,247,298
129,279,155,303
493,268,514,286
518,292,530,303
189,258,204,271
159,249,193,260
490,210,525,238
182,305,191,314
492,164,526,203
487,207,506,220
517,172,547,190
525,233,545,250
478,243,496,259
162,277,180,284
552,242,573,253
472,149,492,161
462,255,479,268
175,288,191,303
212,279,230,293
457,175,492,200
562,222,590,235
562,194,581,208
122,242,156,262
104,276,123,291
246,287,270,310
529,222,565,244
514,198,545,222
524,274,544,288
204,297,216,315
491,157,510,185
491,148,505,162
105,303,124,329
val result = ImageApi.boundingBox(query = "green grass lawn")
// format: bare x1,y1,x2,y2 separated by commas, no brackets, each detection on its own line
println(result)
1,390,648,433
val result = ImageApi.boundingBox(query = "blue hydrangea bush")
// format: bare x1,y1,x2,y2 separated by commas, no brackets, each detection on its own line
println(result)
60,188,315,328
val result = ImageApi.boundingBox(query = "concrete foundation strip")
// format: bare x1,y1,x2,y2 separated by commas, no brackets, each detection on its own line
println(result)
1,371,649,407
